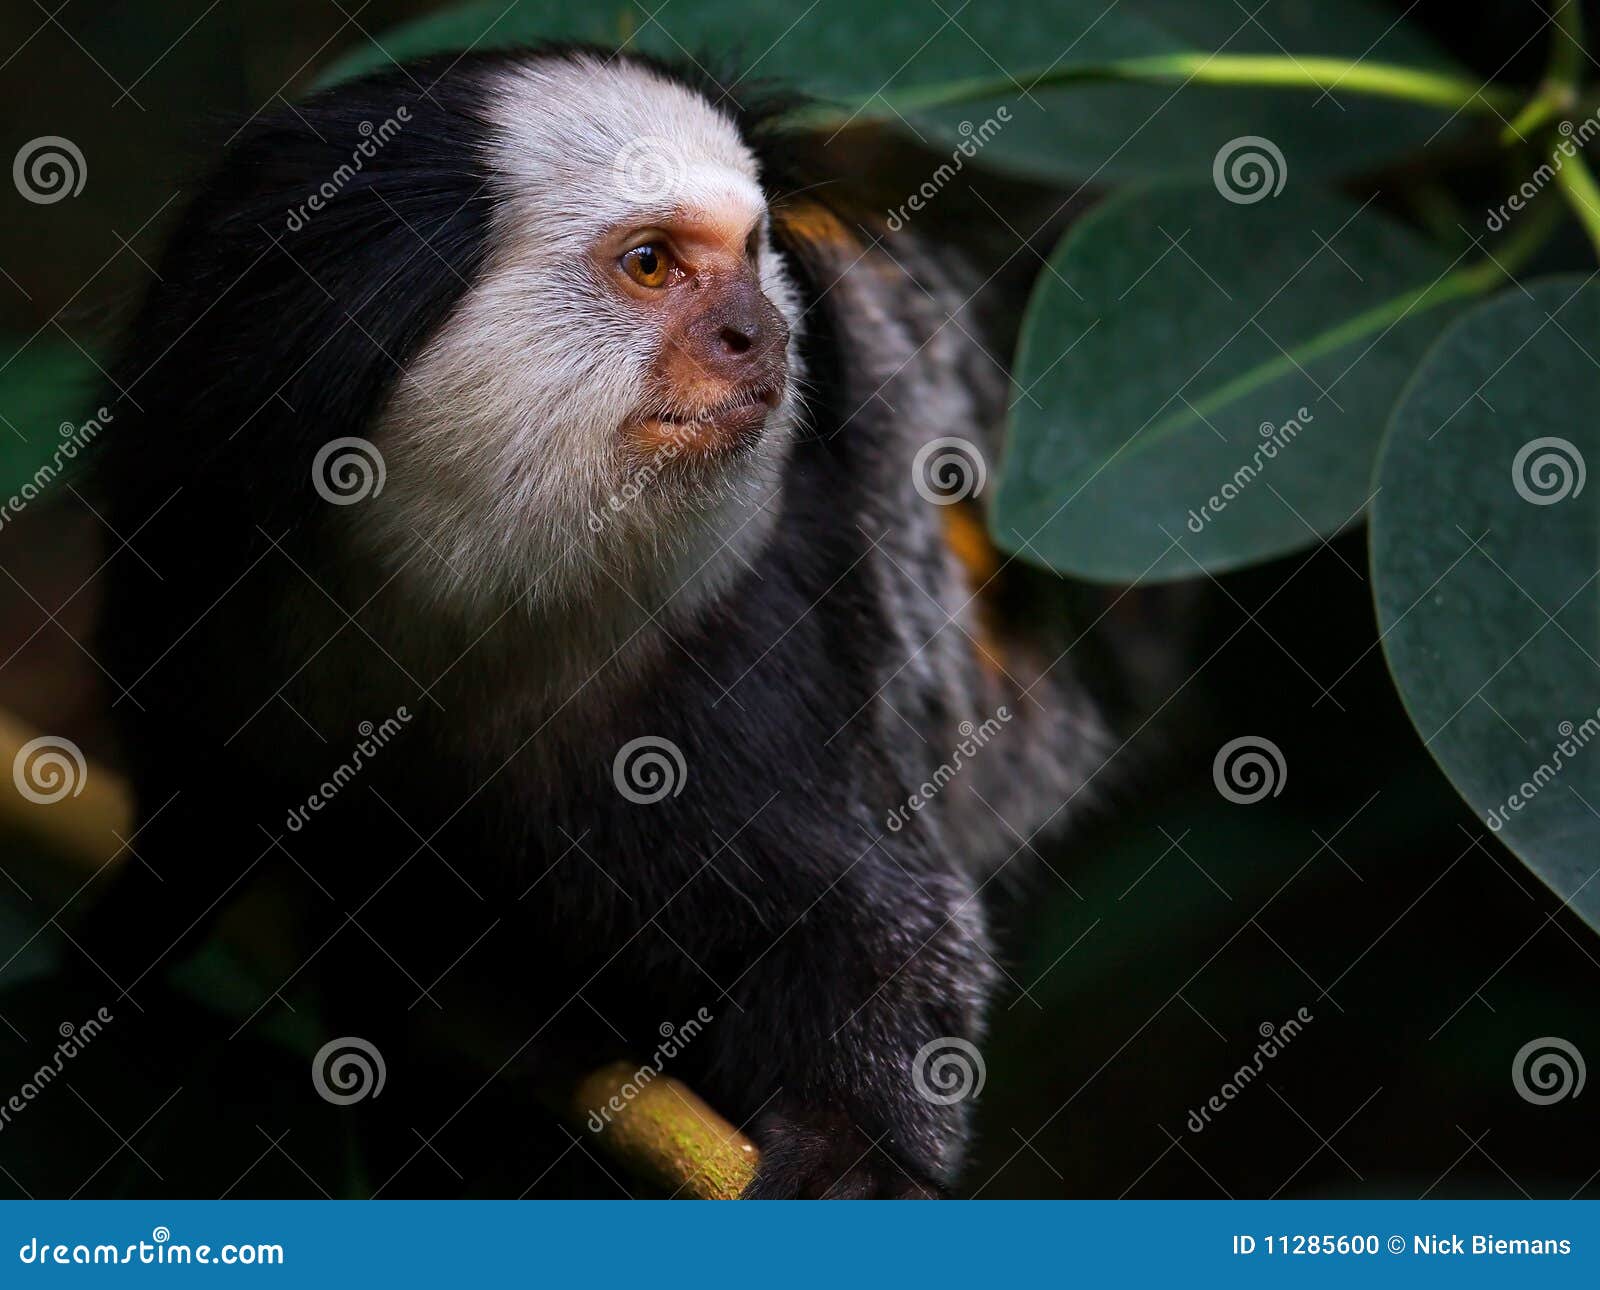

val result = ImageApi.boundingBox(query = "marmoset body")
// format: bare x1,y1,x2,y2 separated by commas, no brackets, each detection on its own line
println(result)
91,47,1116,1198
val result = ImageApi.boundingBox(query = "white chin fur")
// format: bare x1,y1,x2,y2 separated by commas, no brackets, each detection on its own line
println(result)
354,53,806,629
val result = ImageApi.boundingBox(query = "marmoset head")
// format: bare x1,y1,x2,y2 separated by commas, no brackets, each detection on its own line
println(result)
361,53,807,614
105,48,814,630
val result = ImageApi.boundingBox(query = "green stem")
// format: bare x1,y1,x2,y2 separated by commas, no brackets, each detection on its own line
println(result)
1503,1,1585,143
1555,147,1600,260
821,53,1521,122
1530,2,1600,260
1462,189,1566,286
1548,0,1586,93
1503,95,1566,142
1128,55,1519,113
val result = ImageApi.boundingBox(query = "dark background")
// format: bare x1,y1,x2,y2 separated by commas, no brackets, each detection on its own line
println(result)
0,0,1596,1198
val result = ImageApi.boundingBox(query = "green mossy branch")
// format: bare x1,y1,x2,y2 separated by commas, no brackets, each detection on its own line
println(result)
569,1063,758,1199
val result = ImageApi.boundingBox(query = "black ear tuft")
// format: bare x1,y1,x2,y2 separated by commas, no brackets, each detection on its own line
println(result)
94,54,508,547
89,54,515,727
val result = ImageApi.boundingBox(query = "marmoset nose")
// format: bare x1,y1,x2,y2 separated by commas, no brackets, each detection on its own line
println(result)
694,276,787,381
719,320,756,354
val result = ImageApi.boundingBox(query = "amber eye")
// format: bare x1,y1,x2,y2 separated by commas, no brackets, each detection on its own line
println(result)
621,242,674,289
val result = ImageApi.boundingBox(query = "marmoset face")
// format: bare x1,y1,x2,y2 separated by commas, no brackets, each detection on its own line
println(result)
601,205,789,460
361,54,805,614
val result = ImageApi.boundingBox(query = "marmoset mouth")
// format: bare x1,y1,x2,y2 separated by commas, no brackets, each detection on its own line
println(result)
654,382,781,426
627,382,784,455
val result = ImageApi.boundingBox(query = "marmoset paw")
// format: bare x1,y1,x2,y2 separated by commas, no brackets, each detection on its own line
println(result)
741,1107,942,1199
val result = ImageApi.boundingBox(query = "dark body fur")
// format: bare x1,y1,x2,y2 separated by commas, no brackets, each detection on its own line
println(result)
86,48,1112,1197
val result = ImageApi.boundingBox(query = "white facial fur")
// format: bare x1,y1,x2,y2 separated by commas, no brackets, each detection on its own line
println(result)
358,54,805,627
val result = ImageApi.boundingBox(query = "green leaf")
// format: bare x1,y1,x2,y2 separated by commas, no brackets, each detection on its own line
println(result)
993,182,1486,583
316,0,1460,183
1373,275,1600,933
0,340,103,510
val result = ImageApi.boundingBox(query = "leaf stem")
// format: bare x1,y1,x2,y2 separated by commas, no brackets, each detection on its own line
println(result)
1122,55,1519,114
1548,0,1586,94
1460,189,1567,289
834,53,1520,120
1502,1,1586,144
1555,148,1600,261
1503,96,1566,143
1519,2,1600,260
